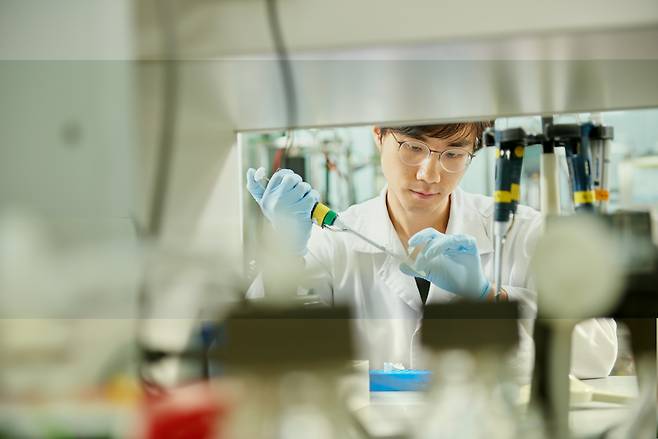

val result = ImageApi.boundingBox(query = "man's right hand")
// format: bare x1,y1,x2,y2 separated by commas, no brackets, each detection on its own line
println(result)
246,168,320,256
399,228,490,300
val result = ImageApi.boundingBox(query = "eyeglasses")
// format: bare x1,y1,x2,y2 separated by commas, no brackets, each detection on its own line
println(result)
389,132,475,173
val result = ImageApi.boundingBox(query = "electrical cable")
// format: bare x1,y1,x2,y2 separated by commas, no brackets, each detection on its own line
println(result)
135,0,180,394
265,0,298,166
147,5,178,238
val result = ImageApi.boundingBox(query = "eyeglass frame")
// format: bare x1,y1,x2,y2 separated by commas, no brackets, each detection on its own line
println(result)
388,131,477,173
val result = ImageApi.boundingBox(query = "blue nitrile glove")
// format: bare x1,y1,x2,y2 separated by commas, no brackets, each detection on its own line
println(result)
400,228,491,300
246,168,320,256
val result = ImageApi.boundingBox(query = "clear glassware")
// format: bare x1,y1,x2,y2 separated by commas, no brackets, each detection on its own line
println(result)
412,349,540,439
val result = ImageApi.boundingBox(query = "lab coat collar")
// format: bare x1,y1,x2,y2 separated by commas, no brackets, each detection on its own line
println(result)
347,186,493,256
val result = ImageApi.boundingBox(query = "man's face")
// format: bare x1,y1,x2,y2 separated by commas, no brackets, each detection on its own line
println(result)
374,127,474,216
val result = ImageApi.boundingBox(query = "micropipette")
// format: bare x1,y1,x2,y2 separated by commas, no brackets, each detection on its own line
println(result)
586,122,614,214
484,128,526,301
253,168,422,273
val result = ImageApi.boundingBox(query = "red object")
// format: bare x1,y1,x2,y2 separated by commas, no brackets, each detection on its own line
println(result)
142,382,227,439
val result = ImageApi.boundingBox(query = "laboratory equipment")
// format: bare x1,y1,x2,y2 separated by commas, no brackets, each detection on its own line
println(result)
530,213,624,438
491,119,627,438
414,301,527,439
528,209,658,438
530,119,653,438
561,124,596,212
141,382,227,439
5,1,658,437
519,374,635,406
212,304,354,439
253,167,421,271
483,127,531,300
540,118,562,216
324,216,423,275
604,211,658,439
588,122,615,214
369,368,432,394
540,121,598,216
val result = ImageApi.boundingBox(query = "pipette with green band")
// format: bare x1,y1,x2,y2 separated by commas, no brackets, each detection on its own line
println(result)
253,168,422,272
318,207,426,276
311,201,395,256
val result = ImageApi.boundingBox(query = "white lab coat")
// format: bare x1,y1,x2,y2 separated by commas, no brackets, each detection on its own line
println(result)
249,187,618,379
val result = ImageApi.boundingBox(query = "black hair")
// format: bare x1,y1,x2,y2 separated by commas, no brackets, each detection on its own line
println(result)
380,121,493,152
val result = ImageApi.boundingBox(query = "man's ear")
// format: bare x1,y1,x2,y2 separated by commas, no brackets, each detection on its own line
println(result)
372,126,383,152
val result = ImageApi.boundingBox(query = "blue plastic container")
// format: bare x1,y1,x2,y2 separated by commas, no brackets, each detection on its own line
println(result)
369,369,432,392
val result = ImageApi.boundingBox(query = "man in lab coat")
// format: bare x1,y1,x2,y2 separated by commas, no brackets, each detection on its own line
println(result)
246,122,618,379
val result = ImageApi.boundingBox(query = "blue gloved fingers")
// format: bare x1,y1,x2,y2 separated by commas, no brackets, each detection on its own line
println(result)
404,230,490,299
287,181,318,203
274,173,304,197
399,262,426,278
458,235,479,255
290,181,312,199
245,167,317,257
478,280,491,299
437,234,479,255
407,229,436,266
264,168,295,194
290,183,316,210
409,233,478,281
412,249,442,277
442,234,479,256
407,228,440,248
308,189,320,204
410,230,455,261
245,168,266,202
280,172,303,193
292,189,321,220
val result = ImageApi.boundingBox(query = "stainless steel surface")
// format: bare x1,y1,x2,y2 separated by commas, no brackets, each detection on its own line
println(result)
131,3,658,131
135,1,658,58
493,221,507,298
208,57,658,132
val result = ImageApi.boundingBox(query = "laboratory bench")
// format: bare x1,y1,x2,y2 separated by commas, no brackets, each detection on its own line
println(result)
343,374,640,439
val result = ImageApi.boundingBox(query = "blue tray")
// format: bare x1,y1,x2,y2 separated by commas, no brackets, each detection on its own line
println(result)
369,369,432,392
